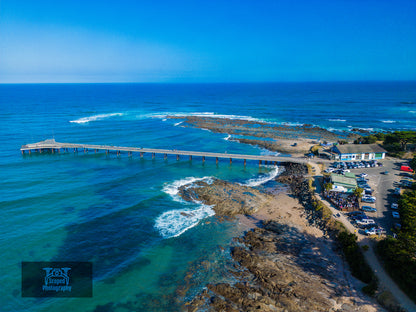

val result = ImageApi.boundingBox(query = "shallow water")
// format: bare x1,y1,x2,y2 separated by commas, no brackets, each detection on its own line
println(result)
0,82,415,311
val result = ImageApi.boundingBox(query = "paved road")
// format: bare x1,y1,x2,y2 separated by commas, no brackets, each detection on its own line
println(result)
317,159,416,311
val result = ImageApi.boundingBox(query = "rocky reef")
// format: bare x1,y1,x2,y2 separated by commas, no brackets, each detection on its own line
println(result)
178,179,273,217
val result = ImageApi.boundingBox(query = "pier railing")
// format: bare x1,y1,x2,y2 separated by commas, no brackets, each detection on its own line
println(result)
21,139,318,166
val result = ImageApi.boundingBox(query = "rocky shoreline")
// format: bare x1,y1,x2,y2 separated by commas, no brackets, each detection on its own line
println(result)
178,163,384,312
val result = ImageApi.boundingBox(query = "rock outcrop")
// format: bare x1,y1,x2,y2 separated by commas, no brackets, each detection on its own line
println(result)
178,179,272,216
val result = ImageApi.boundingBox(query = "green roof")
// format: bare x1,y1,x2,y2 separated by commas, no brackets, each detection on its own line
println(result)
331,173,357,189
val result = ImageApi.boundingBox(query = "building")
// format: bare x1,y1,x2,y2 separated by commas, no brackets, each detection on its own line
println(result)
332,144,387,161
330,173,357,192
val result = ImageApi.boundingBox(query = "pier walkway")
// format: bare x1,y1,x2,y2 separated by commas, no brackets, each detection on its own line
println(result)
21,139,321,166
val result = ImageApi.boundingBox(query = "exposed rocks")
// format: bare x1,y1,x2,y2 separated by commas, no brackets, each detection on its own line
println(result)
188,220,379,312
178,179,273,216
167,115,357,142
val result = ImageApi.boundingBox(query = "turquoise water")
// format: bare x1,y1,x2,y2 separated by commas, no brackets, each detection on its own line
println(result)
0,82,415,311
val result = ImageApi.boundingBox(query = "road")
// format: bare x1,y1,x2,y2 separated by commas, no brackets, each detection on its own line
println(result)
315,159,416,312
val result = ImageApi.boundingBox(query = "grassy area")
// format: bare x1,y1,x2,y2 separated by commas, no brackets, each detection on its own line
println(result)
377,190,416,303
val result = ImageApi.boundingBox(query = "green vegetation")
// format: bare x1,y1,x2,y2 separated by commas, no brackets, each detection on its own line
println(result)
354,131,416,157
354,187,363,199
377,190,416,302
410,155,416,172
338,231,378,295
305,177,377,295
323,182,333,192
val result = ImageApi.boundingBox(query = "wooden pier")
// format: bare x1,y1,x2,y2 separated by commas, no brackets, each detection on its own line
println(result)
20,139,315,166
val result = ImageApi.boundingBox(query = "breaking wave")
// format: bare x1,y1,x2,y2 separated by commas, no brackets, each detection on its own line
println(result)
381,120,396,123
243,165,280,187
70,113,123,124
156,176,215,238
328,119,346,122
154,204,215,238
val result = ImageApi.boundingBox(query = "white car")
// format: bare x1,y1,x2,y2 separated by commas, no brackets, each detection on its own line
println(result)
356,219,375,225
391,203,398,210
392,212,400,219
324,168,335,173
359,173,368,177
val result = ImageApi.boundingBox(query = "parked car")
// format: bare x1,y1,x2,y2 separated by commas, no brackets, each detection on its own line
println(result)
324,168,335,173
394,188,401,196
392,211,400,219
391,203,398,210
356,219,375,225
359,173,368,178
362,197,376,203
362,206,377,212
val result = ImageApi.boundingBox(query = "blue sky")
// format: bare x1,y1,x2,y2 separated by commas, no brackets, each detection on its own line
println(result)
0,0,415,83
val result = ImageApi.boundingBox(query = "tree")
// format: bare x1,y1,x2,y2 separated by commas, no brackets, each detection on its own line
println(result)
410,155,416,172
324,183,333,192
354,187,364,199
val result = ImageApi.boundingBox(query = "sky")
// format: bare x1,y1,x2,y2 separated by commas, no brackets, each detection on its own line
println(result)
0,0,415,83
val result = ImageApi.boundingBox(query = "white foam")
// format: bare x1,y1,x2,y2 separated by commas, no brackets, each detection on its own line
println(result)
281,122,304,126
162,176,214,203
151,111,265,122
174,121,184,126
356,127,374,131
243,166,280,187
381,120,396,123
70,113,123,124
328,119,346,122
155,204,215,238
409,111,416,114
224,134,232,141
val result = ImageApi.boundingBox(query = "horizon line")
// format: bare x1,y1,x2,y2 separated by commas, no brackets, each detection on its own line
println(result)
1,79,416,85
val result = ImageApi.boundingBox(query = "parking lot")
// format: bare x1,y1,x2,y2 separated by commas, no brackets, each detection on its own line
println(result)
326,159,404,236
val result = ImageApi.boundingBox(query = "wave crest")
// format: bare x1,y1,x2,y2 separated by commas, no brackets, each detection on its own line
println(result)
154,205,215,238
243,166,280,187
70,113,123,124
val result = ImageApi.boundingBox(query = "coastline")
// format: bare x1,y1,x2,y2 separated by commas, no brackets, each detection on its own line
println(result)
177,167,385,311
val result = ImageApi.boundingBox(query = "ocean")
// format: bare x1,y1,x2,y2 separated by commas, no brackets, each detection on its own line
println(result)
0,81,415,311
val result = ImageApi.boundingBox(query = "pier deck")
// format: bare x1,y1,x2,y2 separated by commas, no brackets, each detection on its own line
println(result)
21,139,320,165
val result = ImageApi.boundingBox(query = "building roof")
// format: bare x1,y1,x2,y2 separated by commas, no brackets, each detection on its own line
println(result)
331,173,357,189
335,144,387,155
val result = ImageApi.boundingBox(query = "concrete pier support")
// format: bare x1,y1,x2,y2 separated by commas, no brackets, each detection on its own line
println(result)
140,152,143,158
164,154,167,160
152,153,155,159
244,159,246,166
106,150,108,155
177,155,179,161
216,157,218,164
128,151,132,157
259,160,262,166
189,155,192,161
229,158,232,164
202,156,205,163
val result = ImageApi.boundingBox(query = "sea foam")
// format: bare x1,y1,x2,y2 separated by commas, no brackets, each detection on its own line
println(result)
70,113,123,124
381,120,396,123
328,118,346,122
154,204,215,238
243,165,280,187
156,176,215,238
162,176,214,203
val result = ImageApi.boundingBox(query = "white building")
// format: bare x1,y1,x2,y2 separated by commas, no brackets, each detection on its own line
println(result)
332,144,387,161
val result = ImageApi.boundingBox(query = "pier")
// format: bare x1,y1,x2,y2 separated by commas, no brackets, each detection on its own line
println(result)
20,139,316,166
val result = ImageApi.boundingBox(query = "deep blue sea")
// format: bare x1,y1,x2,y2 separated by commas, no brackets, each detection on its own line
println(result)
0,82,415,311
